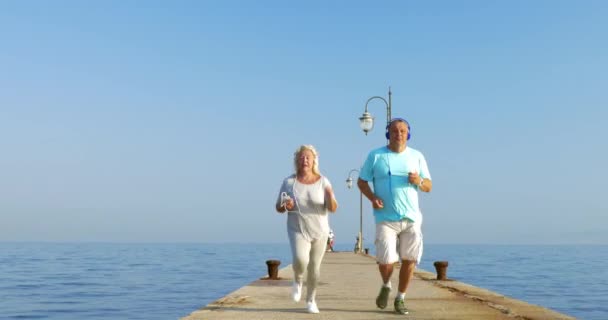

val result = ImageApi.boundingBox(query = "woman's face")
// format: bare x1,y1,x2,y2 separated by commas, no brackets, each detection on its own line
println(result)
297,149,315,172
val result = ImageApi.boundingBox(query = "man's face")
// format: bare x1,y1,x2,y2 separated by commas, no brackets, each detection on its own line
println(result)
389,121,409,145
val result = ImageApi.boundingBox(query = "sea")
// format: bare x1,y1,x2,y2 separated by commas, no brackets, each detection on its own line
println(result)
1,242,607,320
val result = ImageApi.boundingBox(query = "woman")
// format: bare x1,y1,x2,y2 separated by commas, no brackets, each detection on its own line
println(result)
275,145,338,314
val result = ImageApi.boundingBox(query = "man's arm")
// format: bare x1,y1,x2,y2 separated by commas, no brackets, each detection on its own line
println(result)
357,178,384,209
410,173,432,193
357,178,374,201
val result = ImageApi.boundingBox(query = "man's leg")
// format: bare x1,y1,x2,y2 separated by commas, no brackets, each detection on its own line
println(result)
376,263,393,309
394,220,423,314
379,263,394,284
397,260,415,293
375,221,398,309
393,260,415,314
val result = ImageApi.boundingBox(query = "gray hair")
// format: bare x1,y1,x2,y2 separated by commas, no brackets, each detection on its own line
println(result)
293,145,320,175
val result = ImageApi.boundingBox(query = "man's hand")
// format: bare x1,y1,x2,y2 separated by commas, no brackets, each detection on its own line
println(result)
409,171,432,192
371,196,384,209
408,171,422,185
358,178,384,209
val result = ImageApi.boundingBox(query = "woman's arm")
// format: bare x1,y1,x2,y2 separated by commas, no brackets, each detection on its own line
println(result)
324,185,338,212
275,178,294,213
276,199,294,213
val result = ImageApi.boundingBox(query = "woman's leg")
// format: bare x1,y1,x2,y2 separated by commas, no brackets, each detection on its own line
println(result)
289,232,311,284
306,235,328,302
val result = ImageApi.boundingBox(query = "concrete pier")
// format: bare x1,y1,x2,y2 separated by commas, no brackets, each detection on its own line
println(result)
182,252,574,320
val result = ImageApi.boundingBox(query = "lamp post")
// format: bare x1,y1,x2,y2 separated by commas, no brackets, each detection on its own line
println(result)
346,169,363,253
358,87,392,135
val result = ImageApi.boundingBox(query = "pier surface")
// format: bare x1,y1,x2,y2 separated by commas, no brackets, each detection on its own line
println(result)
182,252,574,320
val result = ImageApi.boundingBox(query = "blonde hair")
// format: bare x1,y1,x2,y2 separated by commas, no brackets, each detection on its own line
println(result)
293,145,320,175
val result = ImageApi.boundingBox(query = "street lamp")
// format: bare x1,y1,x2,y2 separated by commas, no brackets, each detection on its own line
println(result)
346,169,363,253
359,87,392,135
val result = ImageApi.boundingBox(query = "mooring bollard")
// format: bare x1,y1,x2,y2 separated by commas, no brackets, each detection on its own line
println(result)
265,260,281,280
433,261,449,280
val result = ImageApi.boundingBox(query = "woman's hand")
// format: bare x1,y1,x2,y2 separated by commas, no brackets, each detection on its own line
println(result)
276,195,294,213
284,198,294,211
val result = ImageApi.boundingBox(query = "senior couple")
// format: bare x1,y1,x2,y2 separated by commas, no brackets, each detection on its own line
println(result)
275,118,433,315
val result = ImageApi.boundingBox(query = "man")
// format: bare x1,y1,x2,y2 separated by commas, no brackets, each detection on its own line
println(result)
357,118,432,315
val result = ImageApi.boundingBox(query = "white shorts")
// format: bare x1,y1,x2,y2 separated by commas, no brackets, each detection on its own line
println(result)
375,219,423,264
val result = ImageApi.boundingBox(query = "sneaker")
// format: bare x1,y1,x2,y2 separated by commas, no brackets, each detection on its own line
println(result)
394,298,409,315
307,300,319,314
375,286,391,309
291,282,302,302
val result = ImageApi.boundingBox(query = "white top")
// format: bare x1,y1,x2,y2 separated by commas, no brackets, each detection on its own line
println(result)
277,174,332,241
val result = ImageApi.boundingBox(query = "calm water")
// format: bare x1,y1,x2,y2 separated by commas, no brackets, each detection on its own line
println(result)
1,243,606,320
418,244,608,320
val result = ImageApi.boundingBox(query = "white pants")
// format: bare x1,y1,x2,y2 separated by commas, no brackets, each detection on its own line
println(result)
289,232,328,302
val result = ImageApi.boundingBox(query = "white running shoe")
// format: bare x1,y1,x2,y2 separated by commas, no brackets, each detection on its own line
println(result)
307,300,319,314
291,282,302,302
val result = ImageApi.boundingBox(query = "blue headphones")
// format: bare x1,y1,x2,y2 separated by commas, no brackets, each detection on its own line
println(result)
385,118,411,140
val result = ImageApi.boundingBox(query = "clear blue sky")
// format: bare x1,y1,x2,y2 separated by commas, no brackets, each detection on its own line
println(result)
1,1,606,244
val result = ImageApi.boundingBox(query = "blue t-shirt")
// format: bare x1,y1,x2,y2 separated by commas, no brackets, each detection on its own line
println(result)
359,146,431,223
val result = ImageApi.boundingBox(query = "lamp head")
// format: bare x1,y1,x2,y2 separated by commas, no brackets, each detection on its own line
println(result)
346,177,353,189
359,112,374,135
